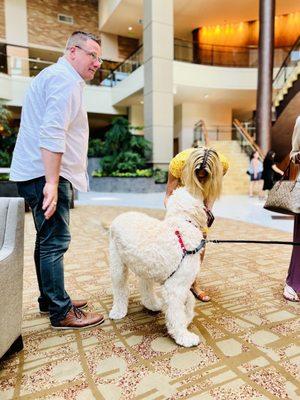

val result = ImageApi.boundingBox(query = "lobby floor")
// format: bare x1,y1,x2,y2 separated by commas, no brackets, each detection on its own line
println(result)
77,192,294,233
1,199,299,399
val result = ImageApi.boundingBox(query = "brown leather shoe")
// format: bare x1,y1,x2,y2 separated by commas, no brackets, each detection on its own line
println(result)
51,306,104,330
40,299,88,314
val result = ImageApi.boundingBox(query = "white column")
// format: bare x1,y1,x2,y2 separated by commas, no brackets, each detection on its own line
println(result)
143,0,174,168
5,0,29,76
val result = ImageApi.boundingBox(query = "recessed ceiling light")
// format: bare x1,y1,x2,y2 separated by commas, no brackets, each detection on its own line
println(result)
128,26,133,31
204,94,209,98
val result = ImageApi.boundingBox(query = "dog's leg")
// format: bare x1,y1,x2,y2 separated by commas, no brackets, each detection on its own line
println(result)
109,238,129,320
162,259,200,348
139,279,163,312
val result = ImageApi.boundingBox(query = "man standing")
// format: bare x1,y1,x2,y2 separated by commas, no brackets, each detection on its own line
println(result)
10,31,104,329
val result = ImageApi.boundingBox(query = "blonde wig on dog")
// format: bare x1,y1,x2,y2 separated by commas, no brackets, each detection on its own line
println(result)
181,147,223,203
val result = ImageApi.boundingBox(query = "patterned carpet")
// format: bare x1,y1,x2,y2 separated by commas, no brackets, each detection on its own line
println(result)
0,205,300,400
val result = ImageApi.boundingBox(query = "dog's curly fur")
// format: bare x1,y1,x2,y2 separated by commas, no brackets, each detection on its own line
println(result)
108,187,207,347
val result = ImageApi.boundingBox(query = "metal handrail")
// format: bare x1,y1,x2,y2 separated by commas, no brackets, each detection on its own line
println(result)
193,120,209,145
109,44,143,75
273,35,300,84
233,119,263,160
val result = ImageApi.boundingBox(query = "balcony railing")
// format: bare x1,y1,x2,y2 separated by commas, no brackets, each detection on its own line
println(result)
102,45,143,87
100,39,291,86
174,38,290,68
0,52,113,87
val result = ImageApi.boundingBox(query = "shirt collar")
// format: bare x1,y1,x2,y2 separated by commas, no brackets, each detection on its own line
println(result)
57,57,85,85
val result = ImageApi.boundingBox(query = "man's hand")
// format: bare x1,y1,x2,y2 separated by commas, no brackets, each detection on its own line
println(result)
40,148,62,219
42,182,58,219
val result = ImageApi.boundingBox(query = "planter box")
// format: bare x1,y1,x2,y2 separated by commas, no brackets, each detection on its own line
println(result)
90,177,166,193
87,157,101,178
0,181,19,197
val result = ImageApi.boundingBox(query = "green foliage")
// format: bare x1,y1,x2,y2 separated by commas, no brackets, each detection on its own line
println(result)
103,117,132,156
136,168,153,177
116,151,144,173
88,138,104,157
153,169,168,184
130,135,151,159
98,117,152,176
92,168,153,178
0,151,11,168
0,173,10,181
0,104,17,167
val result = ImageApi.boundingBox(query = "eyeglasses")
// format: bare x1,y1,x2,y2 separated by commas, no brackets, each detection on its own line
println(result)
74,45,103,65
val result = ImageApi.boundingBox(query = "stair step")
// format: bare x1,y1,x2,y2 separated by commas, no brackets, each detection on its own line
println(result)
209,140,251,195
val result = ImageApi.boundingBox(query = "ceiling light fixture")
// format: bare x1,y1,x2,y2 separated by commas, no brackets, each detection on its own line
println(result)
128,26,133,31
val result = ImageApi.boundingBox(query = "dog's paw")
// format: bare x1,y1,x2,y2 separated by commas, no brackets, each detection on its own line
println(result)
109,307,127,320
175,332,200,347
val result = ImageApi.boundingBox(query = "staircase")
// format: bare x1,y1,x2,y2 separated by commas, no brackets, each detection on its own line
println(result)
209,140,250,195
273,62,300,108
271,36,300,160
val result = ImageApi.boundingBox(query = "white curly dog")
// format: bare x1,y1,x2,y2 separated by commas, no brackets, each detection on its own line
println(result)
108,187,207,347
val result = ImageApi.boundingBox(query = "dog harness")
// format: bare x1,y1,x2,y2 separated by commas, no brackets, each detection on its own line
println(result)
175,230,206,256
165,230,206,281
166,230,300,282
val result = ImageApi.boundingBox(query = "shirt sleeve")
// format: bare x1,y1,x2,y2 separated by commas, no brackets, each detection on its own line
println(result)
39,76,82,153
169,151,187,179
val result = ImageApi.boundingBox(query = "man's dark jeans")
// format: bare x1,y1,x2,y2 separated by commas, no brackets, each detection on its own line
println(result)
17,176,73,325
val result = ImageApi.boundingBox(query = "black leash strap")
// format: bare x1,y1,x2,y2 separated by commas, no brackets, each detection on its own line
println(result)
207,239,300,246
167,233,300,282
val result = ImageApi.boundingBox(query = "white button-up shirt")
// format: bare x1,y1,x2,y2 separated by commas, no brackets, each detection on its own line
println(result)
10,57,89,192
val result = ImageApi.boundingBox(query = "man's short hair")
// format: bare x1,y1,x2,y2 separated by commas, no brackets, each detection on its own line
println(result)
65,31,101,52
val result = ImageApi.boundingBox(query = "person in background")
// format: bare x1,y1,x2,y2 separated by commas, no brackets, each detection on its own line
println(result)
262,150,284,194
248,150,263,198
165,146,228,302
284,116,300,302
10,31,105,329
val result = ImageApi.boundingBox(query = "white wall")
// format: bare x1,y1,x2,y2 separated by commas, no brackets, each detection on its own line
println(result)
111,65,144,105
4,0,28,46
83,86,126,115
174,61,258,90
1,75,126,115
101,33,123,62
110,62,259,107
0,73,12,100
178,102,233,151
99,0,122,30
